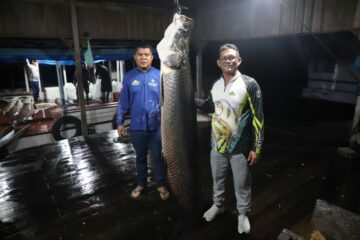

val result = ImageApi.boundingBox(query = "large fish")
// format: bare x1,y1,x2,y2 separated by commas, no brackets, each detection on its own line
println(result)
16,97,34,122
157,14,196,214
7,99,23,117
1,97,18,115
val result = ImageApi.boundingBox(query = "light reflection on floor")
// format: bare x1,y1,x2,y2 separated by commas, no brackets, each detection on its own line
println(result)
0,107,359,239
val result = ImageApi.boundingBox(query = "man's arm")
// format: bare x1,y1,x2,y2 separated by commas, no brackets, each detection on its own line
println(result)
195,93,214,113
247,80,264,165
116,78,129,136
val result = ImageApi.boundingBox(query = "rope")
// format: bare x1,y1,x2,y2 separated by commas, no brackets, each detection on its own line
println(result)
174,0,188,15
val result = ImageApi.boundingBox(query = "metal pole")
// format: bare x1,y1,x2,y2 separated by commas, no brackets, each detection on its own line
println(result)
23,66,29,92
116,60,120,82
352,86,360,130
56,61,68,113
107,61,112,82
194,40,206,98
62,65,68,83
70,0,88,137
62,66,68,101
119,60,125,83
38,67,43,101
196,49,204,98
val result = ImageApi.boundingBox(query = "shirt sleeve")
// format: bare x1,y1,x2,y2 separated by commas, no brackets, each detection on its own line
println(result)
116,77,129,125
247,80,264,154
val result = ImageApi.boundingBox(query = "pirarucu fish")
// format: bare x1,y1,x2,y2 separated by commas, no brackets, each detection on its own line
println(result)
157,13,197,214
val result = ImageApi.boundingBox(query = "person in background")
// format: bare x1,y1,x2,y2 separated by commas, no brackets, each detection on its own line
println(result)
25,59,41,102
96,63,112,103
116,44,169,200
196,43,264,235
73,63,91,104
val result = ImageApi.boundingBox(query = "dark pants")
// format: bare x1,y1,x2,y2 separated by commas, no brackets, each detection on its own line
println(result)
131,129,165,188
76,84,89,104
31,80,40,101
101,91,110,103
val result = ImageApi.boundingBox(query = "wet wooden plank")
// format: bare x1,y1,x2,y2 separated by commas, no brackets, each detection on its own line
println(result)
1,110,360,240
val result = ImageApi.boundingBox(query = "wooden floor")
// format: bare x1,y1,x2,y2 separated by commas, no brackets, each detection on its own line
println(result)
0,100,360,240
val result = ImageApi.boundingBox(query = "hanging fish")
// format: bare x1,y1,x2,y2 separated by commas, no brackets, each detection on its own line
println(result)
16,97,34,122
7,99,23,117
1,97,18,115
157,13,196,215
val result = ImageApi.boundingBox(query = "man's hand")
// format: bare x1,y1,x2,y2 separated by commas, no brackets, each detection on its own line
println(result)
117,125,125,137
247,150,259,166
195,98,205,108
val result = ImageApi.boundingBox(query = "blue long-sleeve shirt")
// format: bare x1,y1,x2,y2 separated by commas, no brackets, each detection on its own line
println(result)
116,67,161,131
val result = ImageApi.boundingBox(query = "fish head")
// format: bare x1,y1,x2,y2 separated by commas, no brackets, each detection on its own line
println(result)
157,14,193,69
23,97,32,104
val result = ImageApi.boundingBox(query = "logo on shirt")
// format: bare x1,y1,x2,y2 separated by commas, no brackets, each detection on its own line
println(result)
256,90,261,98
229,91,236,96
132,80,140,86
148,79,158,87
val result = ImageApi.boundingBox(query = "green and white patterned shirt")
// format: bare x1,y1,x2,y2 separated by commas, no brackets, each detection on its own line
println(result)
209,70,264,154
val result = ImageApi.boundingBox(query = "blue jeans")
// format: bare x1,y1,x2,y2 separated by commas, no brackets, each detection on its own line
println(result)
131,129,165,188
31,80,40,101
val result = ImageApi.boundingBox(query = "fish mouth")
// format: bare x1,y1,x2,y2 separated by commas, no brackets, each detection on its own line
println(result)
157,13,194,69
174,13,193,32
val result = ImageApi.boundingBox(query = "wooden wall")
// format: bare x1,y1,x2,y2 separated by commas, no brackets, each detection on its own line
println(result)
194,0,360,41
0,0,172,41
0,0,359,43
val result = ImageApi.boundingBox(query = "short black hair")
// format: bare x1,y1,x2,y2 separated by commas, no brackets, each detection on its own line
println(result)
135,44,153,53
219,43,240,58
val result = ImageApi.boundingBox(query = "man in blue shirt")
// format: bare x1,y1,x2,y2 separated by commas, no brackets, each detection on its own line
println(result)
116,44,169,200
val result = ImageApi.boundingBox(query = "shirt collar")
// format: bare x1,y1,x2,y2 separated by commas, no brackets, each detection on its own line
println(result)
221,70,241,84
136,66,152,73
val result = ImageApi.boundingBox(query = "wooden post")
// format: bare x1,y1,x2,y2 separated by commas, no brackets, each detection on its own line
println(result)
70,0,88,137
56,61,68,113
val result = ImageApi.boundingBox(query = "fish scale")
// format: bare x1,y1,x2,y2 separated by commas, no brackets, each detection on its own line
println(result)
158,14,196,212
17,103,33,122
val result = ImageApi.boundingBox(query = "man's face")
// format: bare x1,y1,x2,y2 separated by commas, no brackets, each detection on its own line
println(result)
217,49,241,75
134,48,153,71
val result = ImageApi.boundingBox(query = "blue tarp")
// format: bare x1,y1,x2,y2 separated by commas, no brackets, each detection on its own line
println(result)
353,55,360,69
38,59,105,65
0,47,158,63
